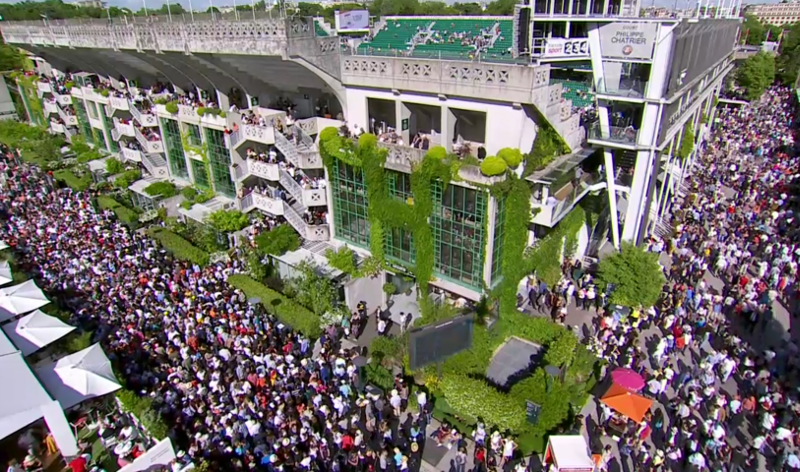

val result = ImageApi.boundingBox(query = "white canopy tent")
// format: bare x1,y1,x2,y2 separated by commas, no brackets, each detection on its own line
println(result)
2,310,76,355
0,324,18,357
0,241,8,251
36,343,121,410
544,435,595,472
117,438,178,472
0,351,79,457
0,260,12,286
0,280,50,321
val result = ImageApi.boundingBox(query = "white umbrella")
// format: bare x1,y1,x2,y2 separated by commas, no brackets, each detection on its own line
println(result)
2,310,75,355
0,280,50,320
36,343,121,409
0,260,11,286
0,241,8,251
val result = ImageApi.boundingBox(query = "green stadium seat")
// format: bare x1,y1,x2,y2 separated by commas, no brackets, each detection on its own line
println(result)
315,20,329,37
550,78,596,109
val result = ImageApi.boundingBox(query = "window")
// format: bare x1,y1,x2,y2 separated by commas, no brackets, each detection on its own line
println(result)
490,197,505,286
432,183,487,290
331,160,370,247
387,170,412,203
101,111,118,152
74,101,94,144
186,124,202,146
86,102,97,119
160,118,190,180
386,226,415,264
205,128,235,196
191,159,210,189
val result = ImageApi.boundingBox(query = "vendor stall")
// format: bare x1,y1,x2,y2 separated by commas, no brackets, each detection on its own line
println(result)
543,435,595,472
600,383,654,437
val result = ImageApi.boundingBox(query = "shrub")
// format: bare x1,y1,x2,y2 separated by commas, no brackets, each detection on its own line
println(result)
76,148,103,164
227,274,322,338
143,181,178,198
147,227,210,266
480,156,508,176
113,169,141,189
53,169,91,191
197,107,226,118
497,148,523,168
426,146,447,160
255,225,300,256
180,186,198,200
96,196,140,227
382,283,397,296
358,133,378,148
597,242,666,308
164,100,179,114
64,81,74,90
319,126,339,143
206,209,250,233
105,158,124,174
116,389,169,440
324,246,357,274
509,369,572,434
439,373,526,432
64,330,93,353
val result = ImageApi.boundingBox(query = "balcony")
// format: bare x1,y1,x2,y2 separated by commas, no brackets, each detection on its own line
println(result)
81,86,108,104
239,191,286,215
587,123,639,148
64,127,75,142
120,147,143,163
231,124,276,148
135,127,165,154
200,112,227,129
294,117,345,136
54,93,72,106
279,168,327,208
238,190,329,241
141,153,169,179
113,118,135,138
37,81,51,95
274,128,324,170
50,121,65,134
177,105,200,124
57,107,78,126
88,115,103,130
44,100,58,115
70,87,83,99
246,158,280,181
108,96,129,112
596,78,648,99
531,171,604,227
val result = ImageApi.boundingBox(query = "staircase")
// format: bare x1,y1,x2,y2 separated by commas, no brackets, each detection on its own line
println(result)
615,150,637,170
279,169,304,204
274,132,301,168
142,153,169,179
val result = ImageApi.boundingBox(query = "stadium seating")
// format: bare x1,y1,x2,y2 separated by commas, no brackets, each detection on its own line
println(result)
550,78,596,109
358,19,434,53
315,20,329,37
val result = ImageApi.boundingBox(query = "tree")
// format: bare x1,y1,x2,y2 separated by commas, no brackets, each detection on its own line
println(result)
485,0,515,15
0,44,23,72
415,1,456,15
453,2,484,15
776,22,800,86
255,225,300,256
736,52,775,101
285,260,338,316
206,210,249,233
596,243,665,308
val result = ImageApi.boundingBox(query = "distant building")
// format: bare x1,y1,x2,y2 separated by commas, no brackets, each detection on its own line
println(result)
72,0,107,8
745,2,800,26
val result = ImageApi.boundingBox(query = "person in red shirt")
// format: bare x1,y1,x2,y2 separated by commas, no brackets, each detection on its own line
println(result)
68,456,88,472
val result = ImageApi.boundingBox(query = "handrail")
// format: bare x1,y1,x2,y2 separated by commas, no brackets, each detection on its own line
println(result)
279,169,304,203
293,124,315,149
238,193,255,212
587,123,639,146
274,131,300,168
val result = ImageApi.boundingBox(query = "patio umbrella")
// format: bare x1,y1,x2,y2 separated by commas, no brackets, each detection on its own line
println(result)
36,343,121,409
0,280,50,320
2,310,75,355
0,260,12,286
611,367,645,392
0,241,8,251
600,383,654,423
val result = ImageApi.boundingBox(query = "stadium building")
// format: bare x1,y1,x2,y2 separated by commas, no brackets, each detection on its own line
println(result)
1,4,740,304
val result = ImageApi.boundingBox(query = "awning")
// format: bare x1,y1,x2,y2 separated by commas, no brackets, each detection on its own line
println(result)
118,438,177,472
35,343,121,410
0,280,50,320
2,310,76,355
600,383,654,423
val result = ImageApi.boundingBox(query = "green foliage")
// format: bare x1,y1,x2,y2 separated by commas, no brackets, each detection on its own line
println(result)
116,390,169,440
0,44,23,71
524,124,568,176
227,274,322,338
255,225,301,256
285,261,339,316
741,14,783,46
597,243,665,308
777,22,800,86
96,196,140,227
324,246,358,275
678,121,695,160
95,88,110,98
365,363,395,391
243,244,270,282
105,158,124,175
0,120,61,166
440,374,526,432
206,209,249,233
63,331,93,353
497,147,523,168
164,101,179,114
197,107,226,118
480,156,508,176
143,181,178,198
113,169,141,189
426,145,447,160
509,368,572,433
147,227,210,266
736,52,776,101
382,282,397,296
53,169,91,191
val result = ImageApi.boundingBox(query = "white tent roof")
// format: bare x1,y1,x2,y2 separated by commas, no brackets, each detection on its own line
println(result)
2,310,76,355
118,438,177,472
0,260,12,286
0,280,50,320
36,343,121,409
0,352,79,457
0,241,8,251
547,435,594,470
0,328,18,357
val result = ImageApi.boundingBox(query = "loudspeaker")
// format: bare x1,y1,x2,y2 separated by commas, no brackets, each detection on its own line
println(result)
517,7,532,55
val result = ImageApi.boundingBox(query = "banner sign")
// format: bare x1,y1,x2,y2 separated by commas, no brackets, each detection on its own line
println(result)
337,10,370,32
599,23,657,60
543,38,590,58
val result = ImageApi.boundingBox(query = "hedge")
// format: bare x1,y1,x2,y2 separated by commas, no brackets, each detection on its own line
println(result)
497,147,523,168
439,373,527,432
97,196,140,227
143,181,177,198
227,274,322,338
480,156,508,176
53,169,91,191
116,389,169,440
147,227,210,266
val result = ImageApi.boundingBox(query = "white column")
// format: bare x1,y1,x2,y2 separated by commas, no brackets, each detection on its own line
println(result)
604,150,621,249
483,196,497,288
216,89,230,111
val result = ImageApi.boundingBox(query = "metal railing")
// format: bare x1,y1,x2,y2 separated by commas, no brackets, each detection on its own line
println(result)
343,47,529,66
274,131,300,168
130,102,158,127
135,126,165,154
587,123,639,146
279,169,304,203
596,78,647,98
238,193,255,213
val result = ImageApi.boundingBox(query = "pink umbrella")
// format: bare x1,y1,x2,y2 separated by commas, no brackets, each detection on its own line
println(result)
611,368,645,392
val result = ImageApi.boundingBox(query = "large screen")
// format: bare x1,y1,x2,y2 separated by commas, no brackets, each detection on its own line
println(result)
408,313,474,371
336,10,370,32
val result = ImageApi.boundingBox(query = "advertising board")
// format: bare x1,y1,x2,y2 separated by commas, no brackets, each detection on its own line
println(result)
543,38,590,59
336,10,370,32
598,23,658,60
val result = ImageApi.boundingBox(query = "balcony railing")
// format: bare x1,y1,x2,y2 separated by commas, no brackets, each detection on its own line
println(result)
113,118,135,138
238,193,255,212
247,159,280,181
531,172,602,227
587,123,639,146
141,153,169,178
232,124,277,149
596,78,647,98
70,87,83,98
121,147,143,162
64,127,75,141
177,105,200,123
50,121,65,134
37,81,51,95
135,127,165,154
379,141,426,168
44,101,58,115
54,93,72,106
109,96,130,112
57,106,78,126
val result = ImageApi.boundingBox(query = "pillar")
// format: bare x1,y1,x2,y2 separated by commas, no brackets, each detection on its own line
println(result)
396,100,411,145
603,150,621,249
216,89,230,112
440,105,456,152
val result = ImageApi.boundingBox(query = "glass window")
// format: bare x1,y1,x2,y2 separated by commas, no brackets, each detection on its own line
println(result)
432,183,487,290
187,124,202,146
160,118,190,180
74,101,94,144
191,159,210,189
205,128,235,196
331,160,369,247
490,197,505,286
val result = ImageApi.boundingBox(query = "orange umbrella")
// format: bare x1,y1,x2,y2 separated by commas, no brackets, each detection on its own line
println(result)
600,383,654,423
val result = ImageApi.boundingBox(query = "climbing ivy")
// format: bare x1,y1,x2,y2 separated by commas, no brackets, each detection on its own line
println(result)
523,124,570,177
678,121,695,160
180,131,213,192
14,74,45,127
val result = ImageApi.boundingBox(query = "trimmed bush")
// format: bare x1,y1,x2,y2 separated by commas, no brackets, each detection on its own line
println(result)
143,181,178,198
319,126,339,143
105,158,124,175
426,146,447,160
53,169,91,191
164,101,179,114
113,169,141,189
197,107,226,118
480,156,508,176
358,133,378,148
206,209,250,233
498,147,523,168
97,195,140,227
147,227,210,266
439,373,526,432
227,274,322,338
